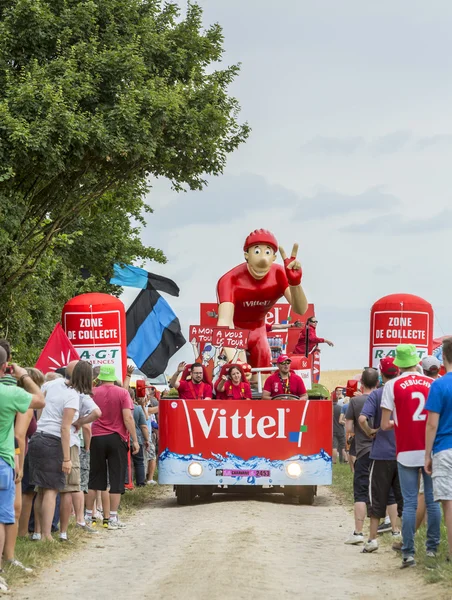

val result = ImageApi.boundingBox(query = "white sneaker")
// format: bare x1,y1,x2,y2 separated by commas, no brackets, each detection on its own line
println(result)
0,573,8,593
31,532,41,541
362,539,378,553
76,522,98,534
345,532,364,545
5,558,33,573
146,480,157,485
107,518,126,529
114,519,126,528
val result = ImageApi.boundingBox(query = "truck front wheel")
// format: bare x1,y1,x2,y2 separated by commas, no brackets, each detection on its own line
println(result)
298,485,316,505
283,485,316,505
175,485,194,505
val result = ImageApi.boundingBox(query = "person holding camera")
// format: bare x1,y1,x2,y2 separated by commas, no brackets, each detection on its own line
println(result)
216,365,252,399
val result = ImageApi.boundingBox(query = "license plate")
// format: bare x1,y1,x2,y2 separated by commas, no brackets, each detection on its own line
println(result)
215,469,270,477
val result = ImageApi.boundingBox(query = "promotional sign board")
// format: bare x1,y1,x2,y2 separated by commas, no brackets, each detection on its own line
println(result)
372,313,429,345
62,293,127,380
189,325,213,344
158,399,332,487
369,294,433,368
65,312,121,346
212,327,250,350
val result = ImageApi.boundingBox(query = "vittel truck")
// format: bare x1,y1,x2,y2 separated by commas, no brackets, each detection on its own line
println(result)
158,392,332,505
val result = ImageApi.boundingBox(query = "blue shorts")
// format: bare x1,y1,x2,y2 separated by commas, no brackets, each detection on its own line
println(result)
0,457,16,524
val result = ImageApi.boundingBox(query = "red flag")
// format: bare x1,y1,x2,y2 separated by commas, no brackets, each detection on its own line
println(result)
35,323,80,374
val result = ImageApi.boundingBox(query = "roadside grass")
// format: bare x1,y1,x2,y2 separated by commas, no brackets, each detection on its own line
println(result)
120,481,168,513
332,461,354,506
331,462,452,585
4,528,86,589
3,483,166,590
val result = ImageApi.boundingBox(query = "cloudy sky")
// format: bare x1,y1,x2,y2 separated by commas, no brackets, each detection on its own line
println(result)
124,0,452,373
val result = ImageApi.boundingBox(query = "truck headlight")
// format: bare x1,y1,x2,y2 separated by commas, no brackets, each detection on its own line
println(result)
285,462,302,478
188,462,203,477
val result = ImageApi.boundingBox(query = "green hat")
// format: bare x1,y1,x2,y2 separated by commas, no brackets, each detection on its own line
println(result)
97,365,118,382
307,383,330,399
393,344,419,368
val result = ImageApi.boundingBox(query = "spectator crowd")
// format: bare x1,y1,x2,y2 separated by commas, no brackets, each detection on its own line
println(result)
334,343,452,570
0,340,160,593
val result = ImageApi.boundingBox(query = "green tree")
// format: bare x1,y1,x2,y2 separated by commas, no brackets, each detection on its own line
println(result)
0,0,249,362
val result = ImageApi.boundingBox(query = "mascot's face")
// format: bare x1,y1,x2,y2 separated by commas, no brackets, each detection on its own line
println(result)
244,244,276,279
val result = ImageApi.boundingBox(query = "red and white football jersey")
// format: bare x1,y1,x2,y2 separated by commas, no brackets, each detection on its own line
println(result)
381,373,433,466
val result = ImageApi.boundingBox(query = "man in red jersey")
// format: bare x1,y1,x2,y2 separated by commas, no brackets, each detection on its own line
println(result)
381,344,441,569
169,362,213,400
216,230,308,370
262,355,307,399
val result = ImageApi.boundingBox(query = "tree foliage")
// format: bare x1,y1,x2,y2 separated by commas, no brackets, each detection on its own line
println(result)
0,0,249,362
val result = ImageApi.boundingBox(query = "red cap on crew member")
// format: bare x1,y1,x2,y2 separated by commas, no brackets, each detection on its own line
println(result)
277,354,291,364
243,229,278,253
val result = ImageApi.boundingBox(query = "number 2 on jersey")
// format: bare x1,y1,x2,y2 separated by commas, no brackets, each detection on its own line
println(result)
412,391,427,422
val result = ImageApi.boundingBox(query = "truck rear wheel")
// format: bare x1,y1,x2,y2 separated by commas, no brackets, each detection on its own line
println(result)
175,485,194,506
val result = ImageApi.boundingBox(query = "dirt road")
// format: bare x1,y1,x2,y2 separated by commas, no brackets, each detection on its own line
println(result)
12,486,447,600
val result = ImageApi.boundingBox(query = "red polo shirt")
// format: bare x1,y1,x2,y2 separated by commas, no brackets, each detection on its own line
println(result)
218,381,252,400
178,380,213,400
263,372,306,398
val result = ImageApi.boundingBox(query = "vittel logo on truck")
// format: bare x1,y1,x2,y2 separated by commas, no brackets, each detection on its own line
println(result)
192,407,287,440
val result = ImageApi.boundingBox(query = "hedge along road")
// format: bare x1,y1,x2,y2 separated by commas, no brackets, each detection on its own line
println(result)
12,486,446,600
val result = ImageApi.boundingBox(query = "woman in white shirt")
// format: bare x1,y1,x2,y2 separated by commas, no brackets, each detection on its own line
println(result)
28,360,80,541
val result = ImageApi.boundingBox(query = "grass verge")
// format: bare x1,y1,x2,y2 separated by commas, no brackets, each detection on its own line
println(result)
331,462,452,585
3,484,165,590
332,461,354,506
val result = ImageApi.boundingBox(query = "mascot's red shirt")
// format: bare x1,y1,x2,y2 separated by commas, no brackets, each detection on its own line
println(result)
217,264,288,330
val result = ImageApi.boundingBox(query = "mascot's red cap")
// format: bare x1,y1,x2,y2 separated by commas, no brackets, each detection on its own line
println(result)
243,229,278,253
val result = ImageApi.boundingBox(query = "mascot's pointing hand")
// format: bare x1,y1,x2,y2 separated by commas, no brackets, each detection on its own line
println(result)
279,243,302,286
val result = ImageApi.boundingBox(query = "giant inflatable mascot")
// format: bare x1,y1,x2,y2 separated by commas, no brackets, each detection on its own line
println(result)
216,229,308,369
